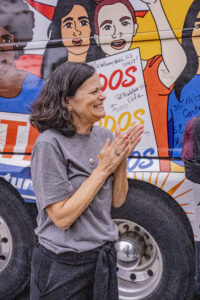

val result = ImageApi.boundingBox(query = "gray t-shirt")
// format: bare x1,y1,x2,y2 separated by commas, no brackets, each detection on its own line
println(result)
31,126,118,254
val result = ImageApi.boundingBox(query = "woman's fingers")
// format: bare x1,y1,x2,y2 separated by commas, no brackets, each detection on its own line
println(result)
111,133,129,156
115,124,121,137
129,124,144,140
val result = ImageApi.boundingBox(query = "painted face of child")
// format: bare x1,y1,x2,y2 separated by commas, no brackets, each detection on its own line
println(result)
61,5,91,57
95,2,137,56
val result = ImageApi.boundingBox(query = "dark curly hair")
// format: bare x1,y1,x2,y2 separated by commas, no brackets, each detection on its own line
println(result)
0,0,34,58
30,62,96,136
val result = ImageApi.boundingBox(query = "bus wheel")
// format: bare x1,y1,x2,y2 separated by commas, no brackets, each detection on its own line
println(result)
0,179,35,299
111,180,195,300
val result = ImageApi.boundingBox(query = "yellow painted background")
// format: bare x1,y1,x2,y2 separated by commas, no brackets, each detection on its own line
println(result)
131,0,194,59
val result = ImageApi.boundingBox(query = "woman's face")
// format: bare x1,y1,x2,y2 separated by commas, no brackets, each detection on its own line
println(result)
0,26,15,74
192,11,200,57
61,5,91,56
95,2,137,56
68,72,106,128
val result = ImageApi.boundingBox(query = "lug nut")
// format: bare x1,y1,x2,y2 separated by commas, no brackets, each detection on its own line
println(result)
147,270,153,277
1,238,8,243
130,273,136,281
134,226,140,232
123,224,129,231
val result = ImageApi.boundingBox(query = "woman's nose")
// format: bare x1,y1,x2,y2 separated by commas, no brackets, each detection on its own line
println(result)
99,91,106,100
73,21,81,36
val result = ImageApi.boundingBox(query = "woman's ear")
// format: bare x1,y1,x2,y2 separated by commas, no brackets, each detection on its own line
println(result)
66,98,72,111
66,104,72,112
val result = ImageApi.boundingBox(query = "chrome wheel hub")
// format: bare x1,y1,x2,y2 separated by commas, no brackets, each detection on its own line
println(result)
115,219,163,300
0,216,12,272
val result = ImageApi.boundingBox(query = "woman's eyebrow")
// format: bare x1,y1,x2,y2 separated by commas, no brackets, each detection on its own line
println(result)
195,18,200,22
100,20,112,28
62,16,73,24
78,16,89,21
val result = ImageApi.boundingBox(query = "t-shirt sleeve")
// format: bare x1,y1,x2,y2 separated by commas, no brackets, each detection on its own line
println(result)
31,141,75,210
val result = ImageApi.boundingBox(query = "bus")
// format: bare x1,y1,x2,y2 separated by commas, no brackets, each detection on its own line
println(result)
0,0,199,299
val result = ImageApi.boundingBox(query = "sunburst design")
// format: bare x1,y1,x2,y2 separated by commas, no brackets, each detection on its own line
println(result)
167,178,185,195
160,173,170,189
174,189,192,199
130,171,196,236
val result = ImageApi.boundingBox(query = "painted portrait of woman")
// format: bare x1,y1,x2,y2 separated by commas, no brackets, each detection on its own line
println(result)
41,0,106,80
0,0,45,114
168,0,200,163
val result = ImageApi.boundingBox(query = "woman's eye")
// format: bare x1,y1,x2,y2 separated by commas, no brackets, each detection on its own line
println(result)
91,89,98,94
103,25,111,31
80,20,89,26
64,22,72,29
2,35,11,43
122,21,130,27
194,24,200,29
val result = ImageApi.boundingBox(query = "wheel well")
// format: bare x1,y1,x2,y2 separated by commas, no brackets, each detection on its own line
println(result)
0,177,25,204
0,177,37,227
127,179,194,245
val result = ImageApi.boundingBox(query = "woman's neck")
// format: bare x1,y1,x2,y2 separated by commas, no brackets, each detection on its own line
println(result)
76,124,93,134
68,51,87,63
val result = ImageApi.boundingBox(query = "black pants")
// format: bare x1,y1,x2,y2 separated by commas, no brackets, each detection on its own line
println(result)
30,242,119,300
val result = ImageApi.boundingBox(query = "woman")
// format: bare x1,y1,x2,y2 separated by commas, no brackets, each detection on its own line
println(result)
182,116,200,185
41,0,105,80
0,0,45,114
168,0,200,162
30,62,143,299
182,115,200,295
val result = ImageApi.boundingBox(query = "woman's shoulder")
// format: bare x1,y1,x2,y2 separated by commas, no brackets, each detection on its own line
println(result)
34,129,63,147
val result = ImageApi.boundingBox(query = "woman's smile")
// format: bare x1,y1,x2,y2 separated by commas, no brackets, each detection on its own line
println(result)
72,38,83,46
67,72,106,132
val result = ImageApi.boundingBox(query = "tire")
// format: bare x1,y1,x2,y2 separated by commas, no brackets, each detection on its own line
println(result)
111,179,195,300
0,179,36,299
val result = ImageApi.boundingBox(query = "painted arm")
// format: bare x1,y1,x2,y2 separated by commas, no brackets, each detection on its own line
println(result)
142,0,187,88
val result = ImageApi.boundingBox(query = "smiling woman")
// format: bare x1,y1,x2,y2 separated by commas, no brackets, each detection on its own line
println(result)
29,62,143,300
41,0,106,80
61,5,91,60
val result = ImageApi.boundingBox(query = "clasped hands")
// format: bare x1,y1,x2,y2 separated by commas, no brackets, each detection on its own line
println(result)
97,124,144,175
